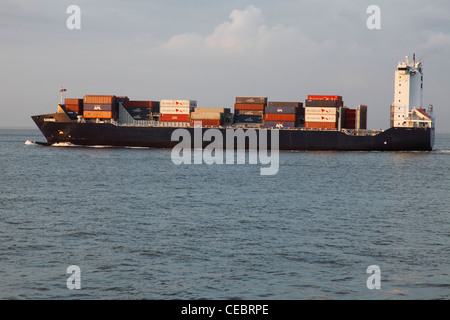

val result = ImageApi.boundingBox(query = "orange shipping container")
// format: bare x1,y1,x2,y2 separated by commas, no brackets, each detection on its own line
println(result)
305,121,337,129
265,113,296,122
65,98,82,106
160,114,190,122
84,95,116,104
65,104,81,113
83,111,113,119
234,103,265,111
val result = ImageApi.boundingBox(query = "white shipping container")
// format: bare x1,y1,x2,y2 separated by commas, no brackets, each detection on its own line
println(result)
305,114,337,123
160,100,197,107
191,112,222,120
305,107,337,115
160,106,191,115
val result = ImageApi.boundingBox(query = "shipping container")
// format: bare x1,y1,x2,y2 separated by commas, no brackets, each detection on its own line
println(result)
195,107,230,114
343,108,356,129
191,112,223,120
115,96,130,103
160,106,191,115
160,114,190,122
356,105,368,130
264,121,296,128
65,104,82,113
345,109,356,118
305,121,337,129
83,103,114,112
124,101,160,114
84,95,116,104
234,103,265,111
123,101,159,108
265,106,297,114
305,107,337,115
235,97,268,104
83,111,113,119
265,113,296,122
305,100,343,108
305,115,337,123
65,98,83,106
233,114,263,123
124,107,151,120
307,95,342,101
190,119,222,127
345,122,356,129
160,100,197,107
235,110,264,116
267,101,303,108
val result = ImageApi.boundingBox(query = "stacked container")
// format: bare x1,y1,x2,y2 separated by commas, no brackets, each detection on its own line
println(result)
264,102,303,128
233,97,267,124
304,95,343,129
83,95,116,119
160,100,196,123
190,107,230,127
64,98,83,114
344,109,356,129
356,105,368,130
123,101,160,121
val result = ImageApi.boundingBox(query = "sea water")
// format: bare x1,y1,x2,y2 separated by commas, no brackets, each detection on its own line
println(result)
0,129,448,299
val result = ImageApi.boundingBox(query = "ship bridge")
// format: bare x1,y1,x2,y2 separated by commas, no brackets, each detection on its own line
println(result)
390,55,434,129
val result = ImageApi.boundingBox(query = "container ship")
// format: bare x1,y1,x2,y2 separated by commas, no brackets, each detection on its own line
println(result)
32,55,435,151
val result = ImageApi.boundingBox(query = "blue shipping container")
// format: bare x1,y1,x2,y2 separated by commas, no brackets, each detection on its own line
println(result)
264,121,296,128
233,114,263,123
265,106,297,114
83,103,114,111
125,107,150,120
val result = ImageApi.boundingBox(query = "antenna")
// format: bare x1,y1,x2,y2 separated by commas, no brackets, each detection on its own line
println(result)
60,87,67,104
413,53,416,65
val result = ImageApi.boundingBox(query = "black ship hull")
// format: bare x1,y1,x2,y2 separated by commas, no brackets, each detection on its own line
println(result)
32,114,435,151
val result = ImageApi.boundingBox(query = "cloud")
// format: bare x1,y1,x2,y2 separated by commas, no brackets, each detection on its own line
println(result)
204,5,265,52
159,5,335,59
419,32,450,59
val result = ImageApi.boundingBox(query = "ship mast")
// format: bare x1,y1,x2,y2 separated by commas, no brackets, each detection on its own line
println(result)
60,87,67,104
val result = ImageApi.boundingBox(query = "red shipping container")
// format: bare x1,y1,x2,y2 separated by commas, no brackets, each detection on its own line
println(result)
123,101,158,108
265,113,296,121
234,103,265,111
305,121,337,129
160,114,190,122
190,119,222,127
307,95,342,101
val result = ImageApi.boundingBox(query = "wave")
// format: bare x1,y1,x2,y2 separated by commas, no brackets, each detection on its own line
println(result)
86,145,114,148
433,150,450,153
24,140,37,146
50,142,77,147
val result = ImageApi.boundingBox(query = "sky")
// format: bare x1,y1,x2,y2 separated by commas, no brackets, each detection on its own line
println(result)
1,0,449,132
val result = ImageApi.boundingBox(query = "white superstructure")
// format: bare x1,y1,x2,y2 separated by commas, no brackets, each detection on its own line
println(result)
390,55,434,128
